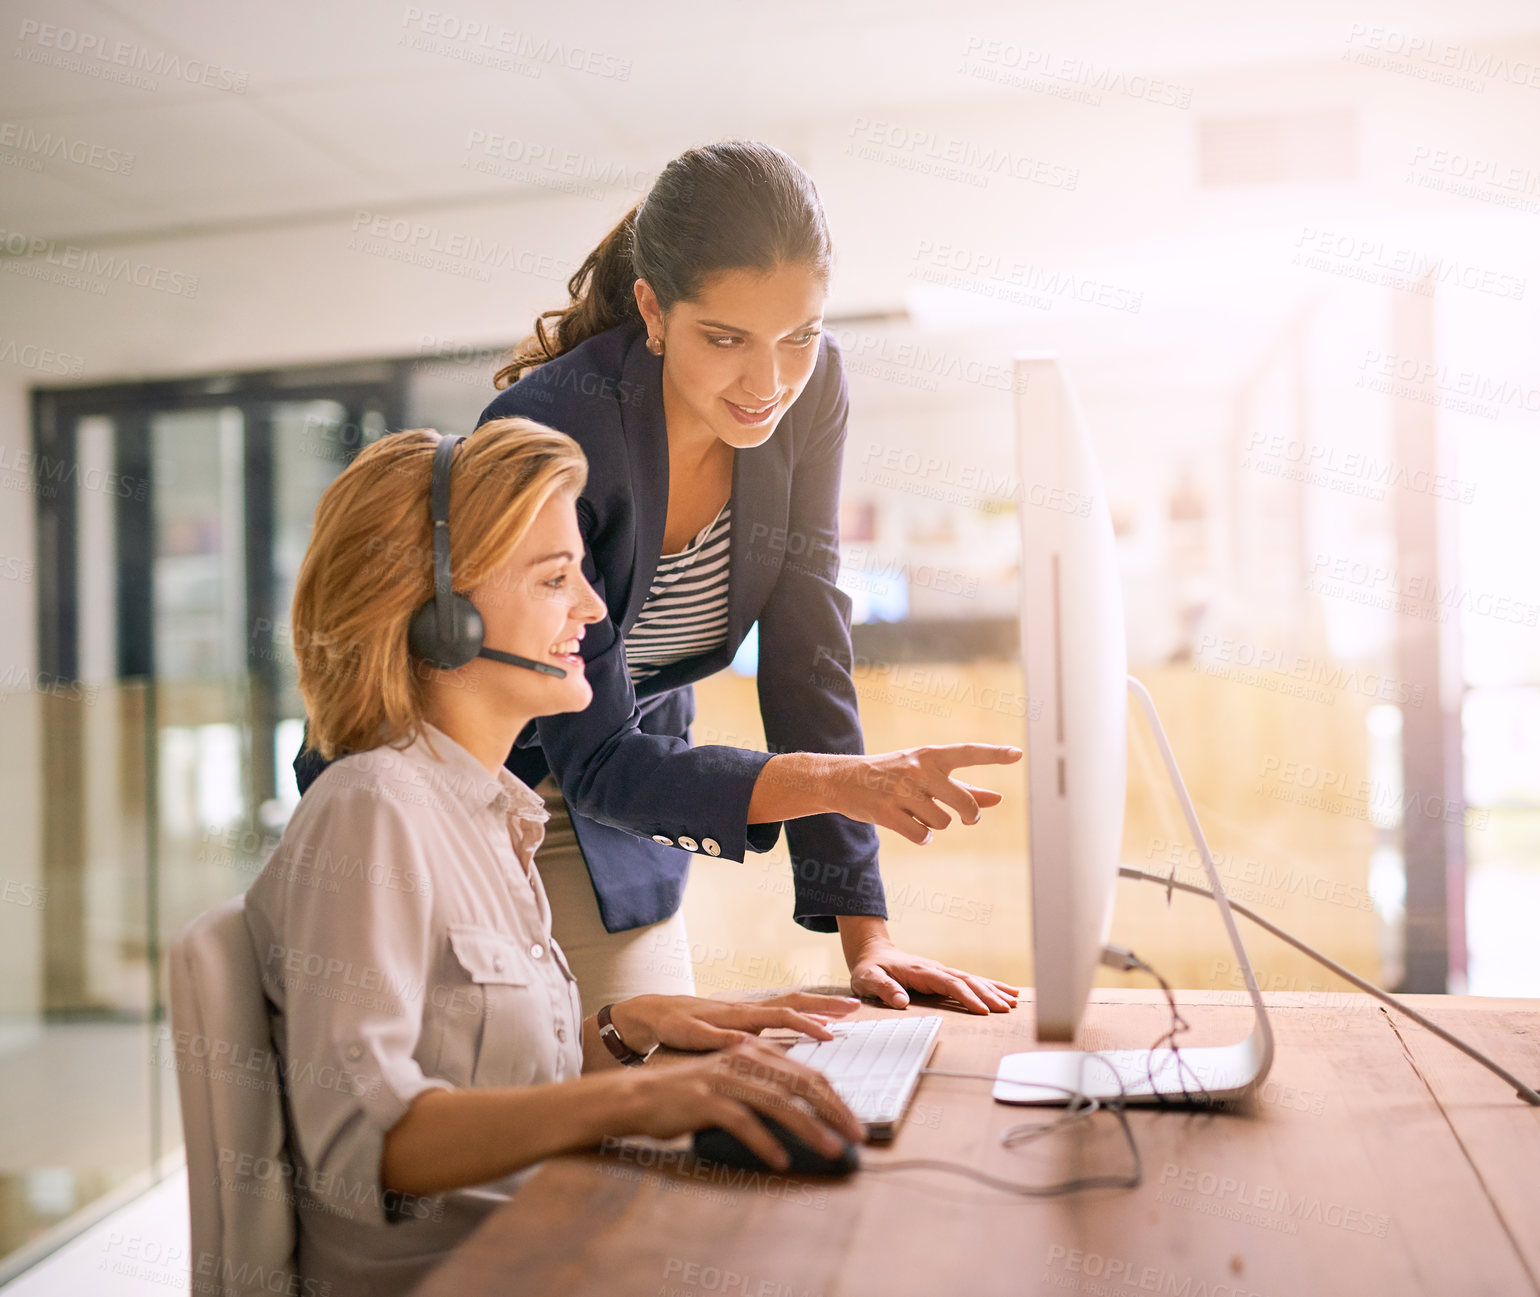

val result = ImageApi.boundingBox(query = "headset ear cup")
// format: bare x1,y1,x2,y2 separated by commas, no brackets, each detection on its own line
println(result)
406,599,441,665
407,593,485,670
446,593,486,667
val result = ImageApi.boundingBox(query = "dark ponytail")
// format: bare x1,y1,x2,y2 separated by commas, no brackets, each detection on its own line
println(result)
493,139,831,389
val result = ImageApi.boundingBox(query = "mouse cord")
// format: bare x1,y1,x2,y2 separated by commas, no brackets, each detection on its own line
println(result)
865,1057,1143,1197
920,1070,1104,1144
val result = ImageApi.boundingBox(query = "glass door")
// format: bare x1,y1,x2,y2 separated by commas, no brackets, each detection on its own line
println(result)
7,369,397,1279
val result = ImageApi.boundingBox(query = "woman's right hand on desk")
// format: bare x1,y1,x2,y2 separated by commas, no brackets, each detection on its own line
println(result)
751,743,1023,844
614,1039,865,1171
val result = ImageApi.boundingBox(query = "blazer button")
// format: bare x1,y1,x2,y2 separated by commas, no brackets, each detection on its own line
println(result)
701,838,721,856
493,956,505,973
678,836,698,851
652,834,674,846
556,1026,567,1042
531,943,545,959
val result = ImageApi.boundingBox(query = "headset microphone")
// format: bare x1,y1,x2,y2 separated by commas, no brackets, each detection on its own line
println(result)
478,647,568,677
405,433,570,679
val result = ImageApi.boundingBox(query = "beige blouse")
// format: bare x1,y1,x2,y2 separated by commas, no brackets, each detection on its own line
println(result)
244,721,583,1297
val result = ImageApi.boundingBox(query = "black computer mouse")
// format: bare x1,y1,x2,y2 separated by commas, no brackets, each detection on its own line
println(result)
692,1116,860,1177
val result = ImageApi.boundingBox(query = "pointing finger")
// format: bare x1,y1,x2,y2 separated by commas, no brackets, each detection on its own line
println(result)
930,744,1023,772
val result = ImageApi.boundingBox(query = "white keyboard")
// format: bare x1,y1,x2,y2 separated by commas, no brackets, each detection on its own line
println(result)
785,1015,942,1138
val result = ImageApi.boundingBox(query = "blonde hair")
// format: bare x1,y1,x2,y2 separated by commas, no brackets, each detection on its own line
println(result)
292,416,588,761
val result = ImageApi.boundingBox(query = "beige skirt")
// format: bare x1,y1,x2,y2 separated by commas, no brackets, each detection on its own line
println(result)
532,774,698,1017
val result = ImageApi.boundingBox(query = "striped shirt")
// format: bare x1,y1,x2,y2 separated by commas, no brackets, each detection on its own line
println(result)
626,502,732,682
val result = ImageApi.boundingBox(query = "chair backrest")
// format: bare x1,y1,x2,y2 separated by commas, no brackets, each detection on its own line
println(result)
166,893,299,1297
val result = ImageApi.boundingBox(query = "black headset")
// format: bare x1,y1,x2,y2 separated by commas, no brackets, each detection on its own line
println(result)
405,433,568,678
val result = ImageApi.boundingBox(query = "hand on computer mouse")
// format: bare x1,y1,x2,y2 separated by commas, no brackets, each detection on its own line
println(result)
615,1038,865,1171
693,1114,860,1177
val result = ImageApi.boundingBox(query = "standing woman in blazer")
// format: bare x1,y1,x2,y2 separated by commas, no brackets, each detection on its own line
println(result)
296,140,1022,1016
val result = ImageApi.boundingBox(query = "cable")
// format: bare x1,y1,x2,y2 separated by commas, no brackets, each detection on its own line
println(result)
1118,865,1540,1106
1115,948,1218,1108
842,848,1540,1200
865,1053,1143,1197
862,945,1233,1196
921,1067,1105,1143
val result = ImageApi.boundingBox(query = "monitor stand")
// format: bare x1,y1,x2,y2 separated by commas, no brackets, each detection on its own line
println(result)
994,675,1275,1107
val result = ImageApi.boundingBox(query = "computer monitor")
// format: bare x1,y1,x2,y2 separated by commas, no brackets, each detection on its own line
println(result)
997,352,1273,1106
992,357,1536,1112
1013,353,1128,1044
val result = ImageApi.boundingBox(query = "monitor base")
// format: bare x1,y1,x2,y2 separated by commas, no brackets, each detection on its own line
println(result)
994,1036,1271,1106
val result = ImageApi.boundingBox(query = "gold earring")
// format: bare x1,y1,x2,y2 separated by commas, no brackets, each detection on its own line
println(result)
646,335,664,356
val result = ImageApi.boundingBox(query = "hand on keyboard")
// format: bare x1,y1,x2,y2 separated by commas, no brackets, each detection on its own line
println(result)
609,991,863,1054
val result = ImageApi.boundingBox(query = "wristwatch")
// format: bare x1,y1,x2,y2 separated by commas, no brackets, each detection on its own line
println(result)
596,1003,653,1066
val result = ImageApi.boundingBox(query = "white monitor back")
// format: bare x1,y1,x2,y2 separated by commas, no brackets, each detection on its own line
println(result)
1015,353,1128,1043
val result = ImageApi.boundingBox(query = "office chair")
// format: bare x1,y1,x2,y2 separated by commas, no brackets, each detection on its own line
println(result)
167,894,300,1297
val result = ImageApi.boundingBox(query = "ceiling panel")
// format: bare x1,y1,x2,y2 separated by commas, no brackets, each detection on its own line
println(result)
1,94,400,240
0,160,160,240
1,0,1537,247
258,71,629,204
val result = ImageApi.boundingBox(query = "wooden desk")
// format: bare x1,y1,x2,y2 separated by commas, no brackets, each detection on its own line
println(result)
414,991,1540,1297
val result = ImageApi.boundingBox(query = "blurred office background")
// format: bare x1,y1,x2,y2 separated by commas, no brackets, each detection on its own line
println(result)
1,0,1538,1284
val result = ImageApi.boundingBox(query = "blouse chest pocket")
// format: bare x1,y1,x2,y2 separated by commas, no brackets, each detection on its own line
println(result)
440,924,547,1088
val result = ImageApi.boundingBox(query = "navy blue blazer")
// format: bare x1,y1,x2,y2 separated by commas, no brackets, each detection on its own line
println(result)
294,316,885,934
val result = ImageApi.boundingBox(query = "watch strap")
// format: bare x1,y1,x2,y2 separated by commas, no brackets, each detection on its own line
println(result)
597,1002,650,1066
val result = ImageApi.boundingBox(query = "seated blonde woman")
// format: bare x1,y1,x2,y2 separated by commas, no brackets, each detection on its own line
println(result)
244,418,863,1297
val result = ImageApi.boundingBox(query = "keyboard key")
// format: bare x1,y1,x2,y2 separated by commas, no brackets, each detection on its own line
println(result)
783,1016,942,1135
